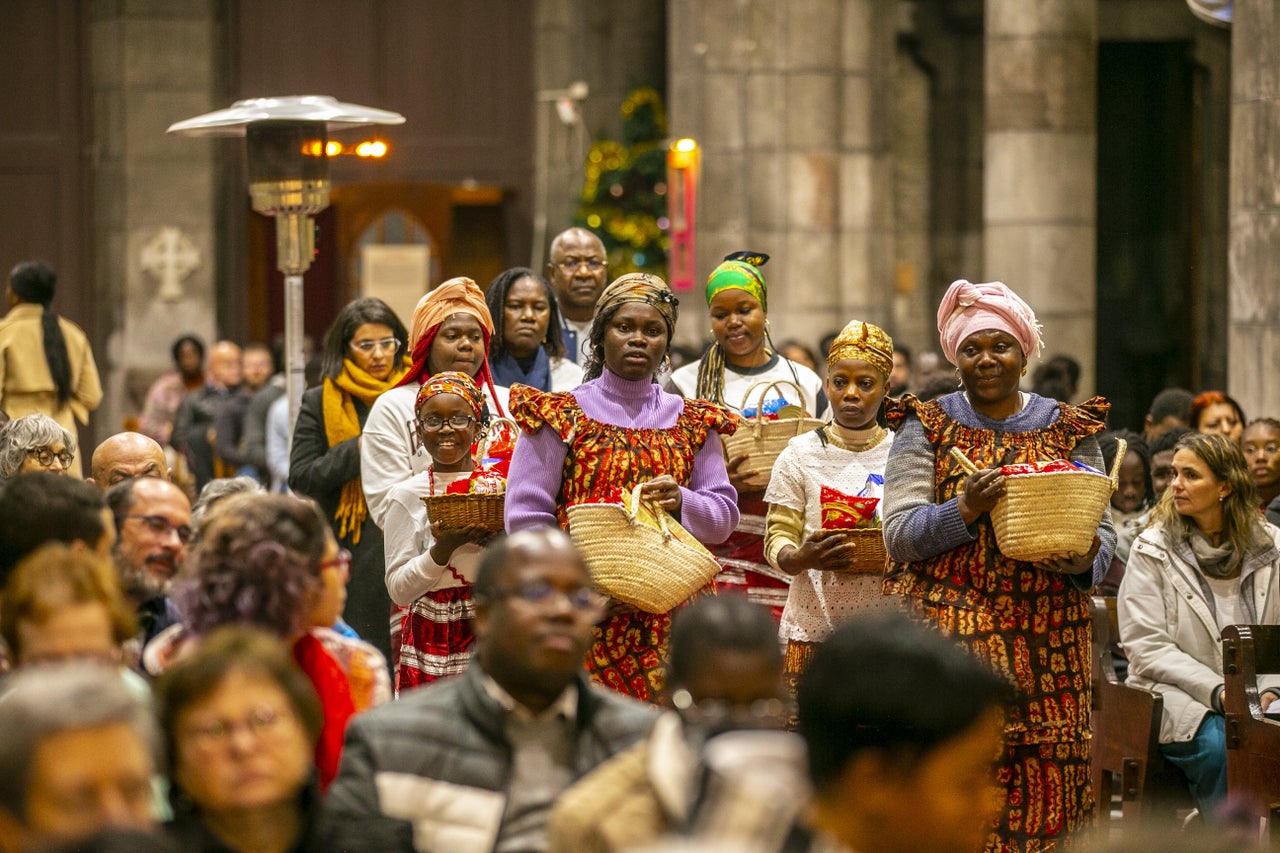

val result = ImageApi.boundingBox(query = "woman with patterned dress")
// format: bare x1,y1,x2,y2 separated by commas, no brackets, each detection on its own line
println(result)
382,372,492,693
505,272,739,702
668,254,824,622
882,279,1115,853
764,320,898,708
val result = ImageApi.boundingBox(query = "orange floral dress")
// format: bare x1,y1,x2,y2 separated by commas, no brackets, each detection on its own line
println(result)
510,384,737,701
885,394,1109,853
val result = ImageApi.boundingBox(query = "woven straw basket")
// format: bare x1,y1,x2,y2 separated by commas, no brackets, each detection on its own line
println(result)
420,417,516,536
722,379,823,490
948,439,1125,565
567,484,720,614
840,527,889,574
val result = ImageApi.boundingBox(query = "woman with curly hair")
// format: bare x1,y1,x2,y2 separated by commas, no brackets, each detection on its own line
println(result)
146,493,389,790
505,272,739,702
0,413,76,479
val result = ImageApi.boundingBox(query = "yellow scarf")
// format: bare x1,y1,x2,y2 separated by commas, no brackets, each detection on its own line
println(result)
322,356,410,543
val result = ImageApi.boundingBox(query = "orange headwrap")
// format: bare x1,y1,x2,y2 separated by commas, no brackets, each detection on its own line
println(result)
398,276,504,416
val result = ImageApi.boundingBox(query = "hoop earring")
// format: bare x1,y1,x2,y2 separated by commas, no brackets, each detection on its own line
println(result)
955,369,963,388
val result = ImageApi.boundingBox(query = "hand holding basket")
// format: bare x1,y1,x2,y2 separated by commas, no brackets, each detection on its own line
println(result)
567,483,720,614
948,439,1125,566
421,417,517,536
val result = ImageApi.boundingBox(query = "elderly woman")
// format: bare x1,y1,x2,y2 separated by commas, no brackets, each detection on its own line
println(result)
147,493,388,791
882,278,1115,852
668,255,825,621
505,272,739,702
1119,432,1280,818
0,261,102,477
157,627,326,853
289,297,410,666
484,266,583,392
0,413,77,478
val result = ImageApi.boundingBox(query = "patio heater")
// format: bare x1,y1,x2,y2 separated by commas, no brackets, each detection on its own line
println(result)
167,95,405,425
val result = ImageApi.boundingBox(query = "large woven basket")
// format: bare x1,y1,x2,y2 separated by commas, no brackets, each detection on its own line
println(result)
420,417,516,536
722,379,823,491
949,439,1125,565
839,527,889,574
567,484,720,614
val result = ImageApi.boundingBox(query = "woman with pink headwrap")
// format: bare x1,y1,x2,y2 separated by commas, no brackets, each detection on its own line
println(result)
881,279,1115,852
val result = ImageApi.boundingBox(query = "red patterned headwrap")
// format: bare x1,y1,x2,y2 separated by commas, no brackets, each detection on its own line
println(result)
414,371,485,421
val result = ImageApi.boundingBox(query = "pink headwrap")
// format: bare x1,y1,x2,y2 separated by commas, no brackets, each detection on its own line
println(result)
936,279,1043,366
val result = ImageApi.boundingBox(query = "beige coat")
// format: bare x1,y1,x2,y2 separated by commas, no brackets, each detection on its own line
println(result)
1118,522,1280,744
0,302,103,476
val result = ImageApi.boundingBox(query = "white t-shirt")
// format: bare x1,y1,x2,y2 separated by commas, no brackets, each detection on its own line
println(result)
669,353,825,417
764,429,896,643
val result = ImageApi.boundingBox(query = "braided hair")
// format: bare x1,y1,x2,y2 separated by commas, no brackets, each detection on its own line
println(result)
8,261,71,406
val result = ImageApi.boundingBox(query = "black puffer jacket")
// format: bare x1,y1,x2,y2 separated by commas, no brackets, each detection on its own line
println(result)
322,665,658,852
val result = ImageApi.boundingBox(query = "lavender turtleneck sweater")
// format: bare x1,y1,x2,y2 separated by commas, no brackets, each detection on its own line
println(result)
504,368,740,544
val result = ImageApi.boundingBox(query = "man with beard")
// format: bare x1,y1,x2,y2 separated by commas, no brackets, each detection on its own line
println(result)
546,228,608,365
104,477,191,649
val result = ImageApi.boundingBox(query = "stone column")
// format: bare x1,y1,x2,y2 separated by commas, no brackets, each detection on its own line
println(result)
1228,0,1280,419
983,0,1097,391
668,0,897,350
88,1,222,440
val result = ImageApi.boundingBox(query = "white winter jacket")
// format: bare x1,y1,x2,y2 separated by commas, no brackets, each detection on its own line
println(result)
1118,521,1280,744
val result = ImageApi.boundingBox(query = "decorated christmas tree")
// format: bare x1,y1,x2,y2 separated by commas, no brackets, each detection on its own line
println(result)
574,86,670,277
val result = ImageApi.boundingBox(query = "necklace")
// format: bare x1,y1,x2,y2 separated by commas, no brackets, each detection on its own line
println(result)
830,422,888,452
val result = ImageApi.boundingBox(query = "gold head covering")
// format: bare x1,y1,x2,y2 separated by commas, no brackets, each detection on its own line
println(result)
827,320,894,379
408,277,493,351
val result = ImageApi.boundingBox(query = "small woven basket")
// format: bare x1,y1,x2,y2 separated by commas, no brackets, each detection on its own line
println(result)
567,484,720,614
420,417,516,536
949,439,1125,565
839,527,888,574
722,379,823,490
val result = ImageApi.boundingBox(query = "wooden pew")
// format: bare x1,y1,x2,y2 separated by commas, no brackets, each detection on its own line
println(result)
1090,596,1176,831
1222,623,1280,838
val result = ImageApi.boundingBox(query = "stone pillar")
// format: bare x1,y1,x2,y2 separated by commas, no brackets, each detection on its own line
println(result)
983,0,1097,391
1228,0,1280,419
668,0,897,350
88,1,222,438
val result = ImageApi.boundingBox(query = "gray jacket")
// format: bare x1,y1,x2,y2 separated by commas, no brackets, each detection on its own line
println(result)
1118,522,1280,743
323,665,658,852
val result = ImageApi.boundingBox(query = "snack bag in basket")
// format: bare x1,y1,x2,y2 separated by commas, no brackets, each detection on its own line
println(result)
820,486,879,530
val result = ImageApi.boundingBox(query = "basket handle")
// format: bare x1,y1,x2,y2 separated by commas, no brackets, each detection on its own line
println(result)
948,446,981,475
627,482,673,539
740,378,809,422
476,416,518,462
1107,438,1127,492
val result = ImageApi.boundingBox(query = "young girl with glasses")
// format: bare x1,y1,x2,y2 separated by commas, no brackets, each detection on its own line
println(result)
382,372,499,693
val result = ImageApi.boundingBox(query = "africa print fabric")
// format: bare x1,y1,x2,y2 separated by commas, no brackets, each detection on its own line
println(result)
510,384,735,702
397,584,474,694
884,394,1108,852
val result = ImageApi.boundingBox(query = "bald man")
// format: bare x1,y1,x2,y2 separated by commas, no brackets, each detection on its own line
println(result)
88,432,168,489
171,340,242,490
546,228,608,365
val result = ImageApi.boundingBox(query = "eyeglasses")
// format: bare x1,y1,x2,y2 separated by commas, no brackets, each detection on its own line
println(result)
553,257,606,274
491,578,607,613
670,688,789,732
350,337,401,355
320,548,352,581
418,414,477,432
28,447,75,469
121,514,193,543
184,705,293,750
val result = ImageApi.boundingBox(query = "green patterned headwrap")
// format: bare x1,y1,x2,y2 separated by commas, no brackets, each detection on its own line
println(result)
704,260,767,312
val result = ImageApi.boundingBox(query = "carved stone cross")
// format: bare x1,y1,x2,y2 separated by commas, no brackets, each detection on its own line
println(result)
140,227,200,302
